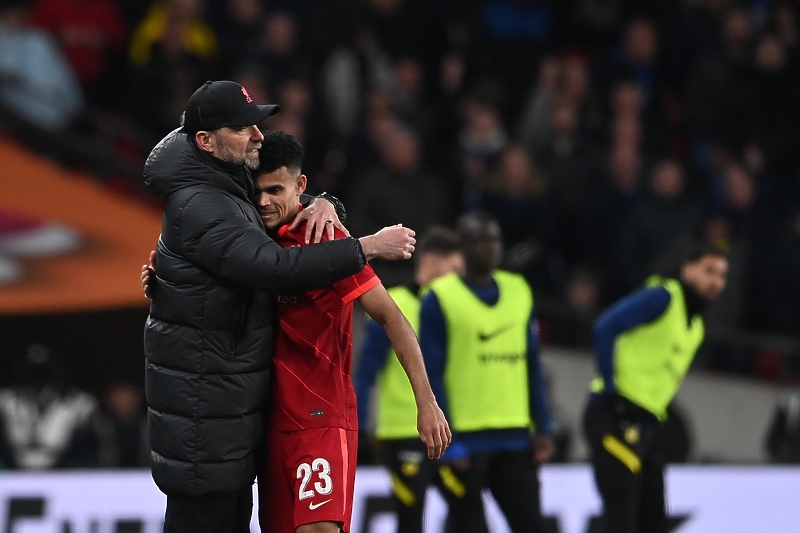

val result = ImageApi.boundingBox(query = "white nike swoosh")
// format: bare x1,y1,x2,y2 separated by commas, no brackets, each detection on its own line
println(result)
309,499,332,510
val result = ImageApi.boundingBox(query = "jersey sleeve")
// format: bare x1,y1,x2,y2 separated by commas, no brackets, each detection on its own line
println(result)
326,227,380,302
281,222,380,303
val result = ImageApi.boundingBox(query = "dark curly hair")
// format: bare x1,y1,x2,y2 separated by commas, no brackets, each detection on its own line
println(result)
258,130,304,174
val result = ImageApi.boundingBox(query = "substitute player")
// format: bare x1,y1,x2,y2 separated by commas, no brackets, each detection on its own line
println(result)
255,130,451,533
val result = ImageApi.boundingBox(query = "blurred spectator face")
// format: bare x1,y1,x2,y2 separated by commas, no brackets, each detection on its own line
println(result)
279,79,312,116
704,216,731,246
755,35,786,72
612,81,643,118
624,20,658,64
497,145,542,196
106,384,143,422
567,270,599,311
365,90,399,148
228,0,262,25
613,117,642,147
537,56,561,90
369,0,402,15
725,165,754,210
393,57,423,99
0,6,27,28
441,53,465,94
774,3,797,45
463,99,502,138
382,129,420,175
549,102,578,138
650,159,684,200
271,114,306,144
724,8,752,48
610,143,641,193
559,57,589,105
170,0,204,21
263,12,296,56
682,253,728,301
232,69,270,105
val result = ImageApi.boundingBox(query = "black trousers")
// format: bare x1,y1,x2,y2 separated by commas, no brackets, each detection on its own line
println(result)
382,438,443,533
163,485,253,533
583,395,667,533
441,447,545,533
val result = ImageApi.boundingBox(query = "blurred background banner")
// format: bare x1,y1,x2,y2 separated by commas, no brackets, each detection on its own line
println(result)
0,139,160,314
3,466,800,533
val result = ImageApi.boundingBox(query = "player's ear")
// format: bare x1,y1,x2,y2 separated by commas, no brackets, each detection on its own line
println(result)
194,131,214,152
296,174,307,195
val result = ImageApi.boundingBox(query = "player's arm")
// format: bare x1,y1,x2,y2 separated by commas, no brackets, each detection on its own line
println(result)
354,321,392,431
358,283,452,459
527,310,554,463
592,286,671,394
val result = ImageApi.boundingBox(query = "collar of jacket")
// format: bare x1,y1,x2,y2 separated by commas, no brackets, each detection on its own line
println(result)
143,128,254,203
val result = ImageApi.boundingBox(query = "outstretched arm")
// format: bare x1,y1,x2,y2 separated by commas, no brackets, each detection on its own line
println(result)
358,283,451,459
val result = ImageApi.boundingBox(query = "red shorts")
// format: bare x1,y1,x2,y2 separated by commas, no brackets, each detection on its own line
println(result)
259,427,357,533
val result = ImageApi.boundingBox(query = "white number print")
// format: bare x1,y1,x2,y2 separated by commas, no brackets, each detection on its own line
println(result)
312,458,333,495
296,457,333,500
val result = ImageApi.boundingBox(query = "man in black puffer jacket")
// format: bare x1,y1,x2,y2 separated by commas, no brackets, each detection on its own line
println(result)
143,80,416,533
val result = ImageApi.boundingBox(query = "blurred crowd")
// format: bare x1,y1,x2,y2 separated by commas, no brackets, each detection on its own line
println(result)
2,0,800,378
0,344,149,470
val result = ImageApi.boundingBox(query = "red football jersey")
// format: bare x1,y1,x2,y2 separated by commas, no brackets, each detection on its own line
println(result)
271,221,380,432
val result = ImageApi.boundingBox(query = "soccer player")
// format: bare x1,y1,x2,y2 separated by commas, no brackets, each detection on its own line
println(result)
255,130,451,533
583,243,728,533
354,226,466,533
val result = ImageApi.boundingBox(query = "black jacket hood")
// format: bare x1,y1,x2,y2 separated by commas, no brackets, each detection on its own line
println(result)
143,128,252,201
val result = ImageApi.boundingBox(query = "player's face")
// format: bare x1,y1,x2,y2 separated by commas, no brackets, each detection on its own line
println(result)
682,254,728,301
253,166,306,229
211,125,264,169
416,251,464,286
461,221,503,275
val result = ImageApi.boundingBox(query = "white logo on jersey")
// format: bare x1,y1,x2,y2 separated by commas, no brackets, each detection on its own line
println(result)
309,499,332,510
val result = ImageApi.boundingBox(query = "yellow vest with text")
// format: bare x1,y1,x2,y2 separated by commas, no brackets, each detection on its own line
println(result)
431,271,533,433
375,286,422,439
591,276,705,420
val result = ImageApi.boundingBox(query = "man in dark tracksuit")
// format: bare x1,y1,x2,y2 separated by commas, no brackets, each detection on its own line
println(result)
583,243,728,533
142,80,416,533
420,211,554,533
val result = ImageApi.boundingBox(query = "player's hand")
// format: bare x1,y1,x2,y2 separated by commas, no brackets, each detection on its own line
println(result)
359,225,415,261
290,197,349,244
533,434,554,463
141,250,156,299
417,400,452,460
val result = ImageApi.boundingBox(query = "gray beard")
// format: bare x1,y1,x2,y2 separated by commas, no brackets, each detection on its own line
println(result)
214,136,260,170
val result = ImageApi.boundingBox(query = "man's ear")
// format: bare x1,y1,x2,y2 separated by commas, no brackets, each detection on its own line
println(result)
194,131,214,153
296,174,308,195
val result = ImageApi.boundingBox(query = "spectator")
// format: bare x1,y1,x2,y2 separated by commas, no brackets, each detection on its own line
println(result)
97,382,149,468
480,144,550,250
458,82,509,209
211,0,265,76
0,1,83,132
126,0,218,136
28,0,126,107
349,126,453,287
620,158,701,290
0,344,100,469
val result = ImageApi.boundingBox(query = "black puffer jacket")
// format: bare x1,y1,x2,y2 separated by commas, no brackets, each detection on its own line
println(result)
143,130,365,499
